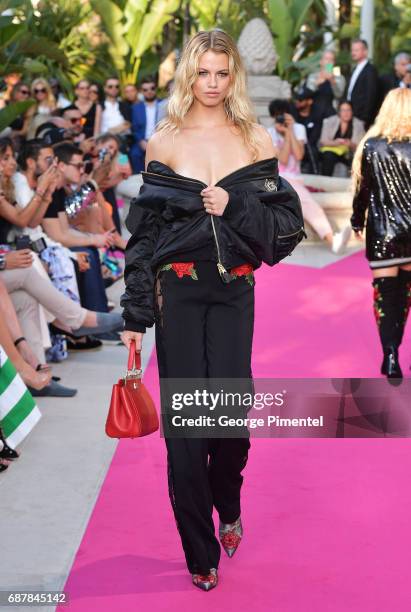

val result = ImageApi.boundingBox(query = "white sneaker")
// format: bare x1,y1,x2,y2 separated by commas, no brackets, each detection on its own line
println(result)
331,225,352,255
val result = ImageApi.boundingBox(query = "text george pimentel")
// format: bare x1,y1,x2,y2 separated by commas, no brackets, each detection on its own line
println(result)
170,415,324,428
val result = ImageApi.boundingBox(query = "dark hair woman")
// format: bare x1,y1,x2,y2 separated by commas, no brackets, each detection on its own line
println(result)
120,29,304,590
351,87,411,378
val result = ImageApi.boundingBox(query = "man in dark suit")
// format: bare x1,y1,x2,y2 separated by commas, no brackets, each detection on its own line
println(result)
379,52,411,103
346,39,379,129
130,76,166,173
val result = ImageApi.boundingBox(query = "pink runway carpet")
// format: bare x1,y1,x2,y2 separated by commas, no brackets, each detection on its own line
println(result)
59,252,411,611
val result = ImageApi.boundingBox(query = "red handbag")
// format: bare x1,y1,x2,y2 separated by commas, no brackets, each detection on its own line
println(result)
105,340,159,438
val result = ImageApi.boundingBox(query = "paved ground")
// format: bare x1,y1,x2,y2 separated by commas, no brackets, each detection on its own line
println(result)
0,240,362,611
0,280,155,611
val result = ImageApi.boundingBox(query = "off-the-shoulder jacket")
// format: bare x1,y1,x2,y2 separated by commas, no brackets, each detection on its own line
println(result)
121,157,305,332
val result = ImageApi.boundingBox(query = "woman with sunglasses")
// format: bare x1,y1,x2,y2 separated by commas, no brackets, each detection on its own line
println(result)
7,83,31,150
74,79,102,139
26,79,57,140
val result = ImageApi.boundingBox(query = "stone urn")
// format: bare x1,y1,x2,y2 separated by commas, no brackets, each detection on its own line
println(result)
238,18,291,127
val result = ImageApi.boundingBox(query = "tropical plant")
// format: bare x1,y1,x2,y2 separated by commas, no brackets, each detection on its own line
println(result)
189,0,266,41
0,100,35,133
267,0,328,82
90,0,180,84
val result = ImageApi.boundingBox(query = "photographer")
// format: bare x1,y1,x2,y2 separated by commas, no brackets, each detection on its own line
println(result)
267,100,352,254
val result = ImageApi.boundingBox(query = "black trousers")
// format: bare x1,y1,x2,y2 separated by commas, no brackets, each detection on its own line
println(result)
154,260,254,574
320,151,351,176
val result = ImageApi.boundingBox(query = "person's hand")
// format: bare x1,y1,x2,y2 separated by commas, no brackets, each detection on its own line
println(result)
92,231,115,248
79,138,96,155
200,185,229,216
284,113,295,129
121,330,144,352
354,229,364,241
91,158,112,188
75,251,90,272
37,164,58,194
5,249,33,269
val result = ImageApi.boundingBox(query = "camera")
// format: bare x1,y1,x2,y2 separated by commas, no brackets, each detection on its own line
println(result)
15,234,47,254
275,114,286,125
98,147,109,162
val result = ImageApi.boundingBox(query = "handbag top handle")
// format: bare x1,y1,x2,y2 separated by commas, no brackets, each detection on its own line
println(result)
126,339,142,378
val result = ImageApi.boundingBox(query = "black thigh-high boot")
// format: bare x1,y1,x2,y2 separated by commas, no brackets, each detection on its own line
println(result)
372,277,403,378
396,269,411,346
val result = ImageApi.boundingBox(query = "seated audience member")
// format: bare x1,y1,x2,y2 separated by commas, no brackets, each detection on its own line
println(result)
73,79,102,138
0,278,51,390
0,137,57,236
0,247,123,396
13,140,83,302
291,87,324,174
267,100,352,254
89,83,104,106
93,132,132,236
101,77,131,135
319,100,365,176
306,49,346,117
8,82,32,150
26,78,57,140
40,143,114,312
49,78,71,110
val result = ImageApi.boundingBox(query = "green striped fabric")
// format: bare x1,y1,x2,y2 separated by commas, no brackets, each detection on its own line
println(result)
0,345,41,447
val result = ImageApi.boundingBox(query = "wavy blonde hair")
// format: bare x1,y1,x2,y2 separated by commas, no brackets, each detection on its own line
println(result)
156,29,261,161
30,78,56,111
352,88,411,192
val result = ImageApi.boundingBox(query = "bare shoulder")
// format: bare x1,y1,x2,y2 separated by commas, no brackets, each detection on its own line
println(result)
145,130,175,168
251,123,277,160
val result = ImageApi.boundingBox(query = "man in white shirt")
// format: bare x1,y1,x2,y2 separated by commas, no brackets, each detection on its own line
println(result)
345,39,379,128
101,77,131,135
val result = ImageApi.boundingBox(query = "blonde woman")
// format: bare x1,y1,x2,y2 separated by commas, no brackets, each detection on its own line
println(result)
120,30,303,590
351,88,411,378
26,78,57,139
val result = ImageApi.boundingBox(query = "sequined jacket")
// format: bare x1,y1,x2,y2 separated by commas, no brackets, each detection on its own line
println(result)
351,137,411,262
121,157,305,333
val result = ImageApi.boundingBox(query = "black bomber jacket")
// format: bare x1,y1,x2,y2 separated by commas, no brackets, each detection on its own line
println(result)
121,156,305,332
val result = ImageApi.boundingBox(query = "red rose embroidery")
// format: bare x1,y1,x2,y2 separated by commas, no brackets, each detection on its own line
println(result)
159,261,198,279
171,262,195,278
230,263,253,276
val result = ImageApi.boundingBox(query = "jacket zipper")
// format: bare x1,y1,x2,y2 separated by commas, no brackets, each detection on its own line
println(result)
278,227,307,239
143,171,233,282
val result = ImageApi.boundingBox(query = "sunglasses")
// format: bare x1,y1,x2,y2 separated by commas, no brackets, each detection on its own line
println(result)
67,162,84,169
142,86,156,92
69,117,83,124
107,84,120,89
34,88,47,94
19,89,30,95
77,85,90,90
